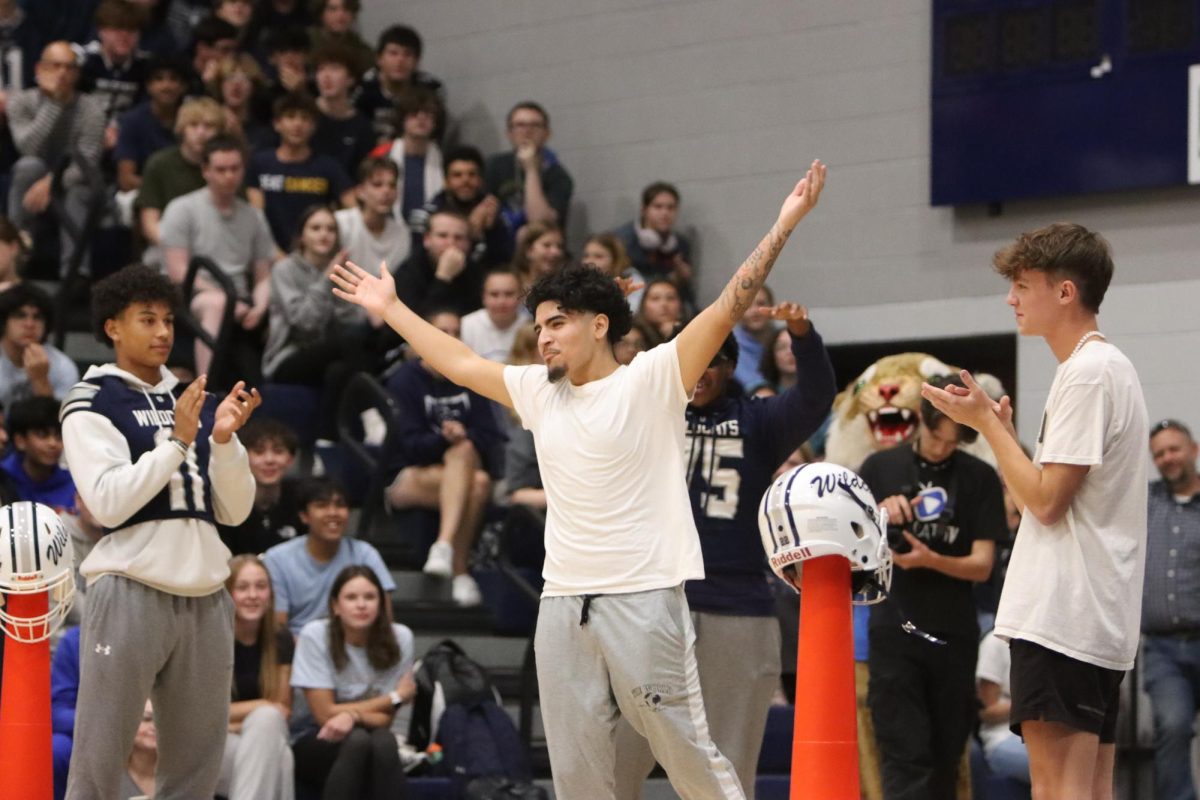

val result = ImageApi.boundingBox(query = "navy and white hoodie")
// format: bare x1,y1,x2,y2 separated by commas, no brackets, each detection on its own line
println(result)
59,364,255,597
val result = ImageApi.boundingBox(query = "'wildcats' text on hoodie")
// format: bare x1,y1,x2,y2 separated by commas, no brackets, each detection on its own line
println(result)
60,364,255,596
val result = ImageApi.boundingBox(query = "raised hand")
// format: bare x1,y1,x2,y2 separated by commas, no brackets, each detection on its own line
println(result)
778,159,827,229
434,247,467,282
213,381,262,444
516,143,539,170
614,275,645,299
172,376,207,446
22,342,50,383
330,260,401,319
765,302,810,337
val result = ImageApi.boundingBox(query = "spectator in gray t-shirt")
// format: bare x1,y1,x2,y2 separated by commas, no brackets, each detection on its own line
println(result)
0,284,79,410
159,135,274,377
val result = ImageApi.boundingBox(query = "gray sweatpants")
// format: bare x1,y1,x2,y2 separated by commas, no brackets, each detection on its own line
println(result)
613,612,782,799
65,575,234,800
535,586,745,800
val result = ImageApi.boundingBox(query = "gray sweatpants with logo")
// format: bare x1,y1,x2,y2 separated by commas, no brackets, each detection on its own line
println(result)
535,586,745,800
613,612,782,799
65,575,234,800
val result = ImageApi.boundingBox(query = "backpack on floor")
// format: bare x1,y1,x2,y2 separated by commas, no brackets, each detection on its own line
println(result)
438,700,544,797
408,639,546,799
408,638,502,749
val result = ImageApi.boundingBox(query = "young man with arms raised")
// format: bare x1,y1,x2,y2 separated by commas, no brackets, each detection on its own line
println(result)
922,224,1148,800
332,160,826,800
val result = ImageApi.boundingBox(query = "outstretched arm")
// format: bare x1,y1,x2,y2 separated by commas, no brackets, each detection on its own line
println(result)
330,261,512,408
674,160,826,390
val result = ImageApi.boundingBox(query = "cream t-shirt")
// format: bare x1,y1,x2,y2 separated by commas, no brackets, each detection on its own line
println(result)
994,341,1148,671
503,340,705,596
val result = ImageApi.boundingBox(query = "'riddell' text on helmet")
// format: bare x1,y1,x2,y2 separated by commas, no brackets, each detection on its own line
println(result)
758,462,892,605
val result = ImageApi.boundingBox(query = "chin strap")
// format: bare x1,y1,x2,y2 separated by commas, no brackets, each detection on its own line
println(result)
860,578,947,646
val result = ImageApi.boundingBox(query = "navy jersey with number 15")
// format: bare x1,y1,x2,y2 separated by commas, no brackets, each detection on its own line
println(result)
60,375,218,534
684,329,836,616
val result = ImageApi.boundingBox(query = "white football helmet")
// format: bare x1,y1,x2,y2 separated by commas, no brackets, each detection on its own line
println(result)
759,462,892,605
0,502,75,642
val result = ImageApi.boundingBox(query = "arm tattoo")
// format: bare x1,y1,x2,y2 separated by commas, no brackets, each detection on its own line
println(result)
718,221,794,323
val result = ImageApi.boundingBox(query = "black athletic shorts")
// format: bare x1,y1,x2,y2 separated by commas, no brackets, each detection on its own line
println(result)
1009,638,1124,744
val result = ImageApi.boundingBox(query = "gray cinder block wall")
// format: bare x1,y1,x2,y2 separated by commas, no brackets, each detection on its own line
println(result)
360,0,1200,447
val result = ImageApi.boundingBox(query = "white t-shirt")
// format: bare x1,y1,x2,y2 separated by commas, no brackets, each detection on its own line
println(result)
335,207,410,274
994,341,1148,671
502,340,704,596
975,632,1016,754
461,308,528,362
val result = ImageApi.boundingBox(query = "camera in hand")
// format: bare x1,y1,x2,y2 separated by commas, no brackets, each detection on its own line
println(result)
887,524,912,554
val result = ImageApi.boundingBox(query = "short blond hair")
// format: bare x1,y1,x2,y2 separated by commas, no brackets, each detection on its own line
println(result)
174,97,226,137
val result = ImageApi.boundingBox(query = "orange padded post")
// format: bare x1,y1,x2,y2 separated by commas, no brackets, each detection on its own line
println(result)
791,555,859,800
0,591,54,800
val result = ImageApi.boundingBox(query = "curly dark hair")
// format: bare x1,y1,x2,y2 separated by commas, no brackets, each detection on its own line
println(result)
0,283,54,339
525,263,632,344
91,264,181,346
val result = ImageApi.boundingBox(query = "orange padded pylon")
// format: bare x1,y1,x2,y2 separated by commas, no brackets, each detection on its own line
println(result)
0,591,54,800
791,555,859,800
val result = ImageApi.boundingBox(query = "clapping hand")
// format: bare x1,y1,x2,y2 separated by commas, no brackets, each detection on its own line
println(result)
213,381,262,444
920,369,1013,438
172,376,207,446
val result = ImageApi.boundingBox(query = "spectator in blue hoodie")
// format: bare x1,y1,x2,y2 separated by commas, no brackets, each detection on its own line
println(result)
1,395,76,511
384,308,505,607
614,301,836,800
51,625,82,800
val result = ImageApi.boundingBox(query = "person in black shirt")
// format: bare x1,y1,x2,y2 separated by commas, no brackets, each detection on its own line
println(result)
219,417,303,556
392,208,482,317
858,373,1004,800
410,145,511,268
311,43,374,177
355,24,443,144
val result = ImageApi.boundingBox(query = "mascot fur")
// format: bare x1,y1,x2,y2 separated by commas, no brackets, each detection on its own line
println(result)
825,352,1005,472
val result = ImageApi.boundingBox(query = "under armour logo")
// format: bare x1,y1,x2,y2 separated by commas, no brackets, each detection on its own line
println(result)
94,643,111,655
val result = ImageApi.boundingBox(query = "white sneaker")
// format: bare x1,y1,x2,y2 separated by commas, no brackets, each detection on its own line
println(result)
452,574,482,607
423,541,453,577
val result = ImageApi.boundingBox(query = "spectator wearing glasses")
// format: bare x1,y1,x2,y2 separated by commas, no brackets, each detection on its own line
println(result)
484,101,573,245
1142,418,1200,800
7,41,105,278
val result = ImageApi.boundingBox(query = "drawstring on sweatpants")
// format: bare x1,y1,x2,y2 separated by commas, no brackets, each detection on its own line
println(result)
579,594,597,626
